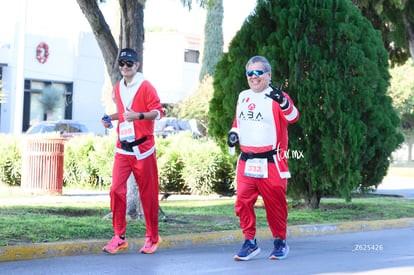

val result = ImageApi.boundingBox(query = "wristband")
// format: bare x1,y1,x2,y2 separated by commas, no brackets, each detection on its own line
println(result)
139,113,144,120
280,98,290,110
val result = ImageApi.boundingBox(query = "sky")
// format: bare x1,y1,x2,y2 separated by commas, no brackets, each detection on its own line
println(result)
0,0,257,46
144,0,257,45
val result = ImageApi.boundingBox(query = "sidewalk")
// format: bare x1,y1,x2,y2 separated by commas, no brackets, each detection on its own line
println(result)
0,188,230,206
1,177,414,263
0,189,110,206
372,175,414,198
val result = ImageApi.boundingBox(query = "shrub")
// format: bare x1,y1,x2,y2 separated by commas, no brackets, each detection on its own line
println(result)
209,0,404,208
89,134,117,189
156,134,191,193
157,150,187,193
174,75,214,134
181,138,235,195
156,132,235,195
0,133,235,195
0,134,22,186
63,134,99,189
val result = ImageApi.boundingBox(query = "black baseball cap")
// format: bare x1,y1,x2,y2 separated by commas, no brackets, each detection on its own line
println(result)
118,48,137,62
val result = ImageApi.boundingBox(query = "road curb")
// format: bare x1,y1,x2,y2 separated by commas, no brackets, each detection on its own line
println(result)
1,218,413,262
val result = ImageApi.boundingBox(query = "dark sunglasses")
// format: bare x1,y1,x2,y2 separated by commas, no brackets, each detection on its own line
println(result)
118,60,134,67
246,70,268,77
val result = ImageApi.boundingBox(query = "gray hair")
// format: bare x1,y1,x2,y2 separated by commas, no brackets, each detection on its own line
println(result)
245,56,271,73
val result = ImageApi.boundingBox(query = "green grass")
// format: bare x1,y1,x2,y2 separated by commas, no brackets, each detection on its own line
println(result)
1,166,413,247
1,196,414,247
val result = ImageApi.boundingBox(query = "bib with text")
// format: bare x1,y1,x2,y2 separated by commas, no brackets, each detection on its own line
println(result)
244,158,268,178
119,121,135,141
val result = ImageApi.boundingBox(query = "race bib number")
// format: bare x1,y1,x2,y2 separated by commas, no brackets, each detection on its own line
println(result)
244,158,268,178
119,121,135,141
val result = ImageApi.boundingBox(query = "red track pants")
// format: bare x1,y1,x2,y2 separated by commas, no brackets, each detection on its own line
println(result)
235,159,288,240
110,152,159,243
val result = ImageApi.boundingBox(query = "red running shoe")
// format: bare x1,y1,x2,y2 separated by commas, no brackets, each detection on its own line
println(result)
103,235,128,254
140,237,162,254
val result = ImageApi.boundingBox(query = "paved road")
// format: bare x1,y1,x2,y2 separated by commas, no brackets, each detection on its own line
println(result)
3,227,414,275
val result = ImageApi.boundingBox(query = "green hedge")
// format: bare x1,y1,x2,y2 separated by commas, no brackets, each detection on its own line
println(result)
63,134,115,189
156,133,235,195
0,133,235,195
0,134,22,186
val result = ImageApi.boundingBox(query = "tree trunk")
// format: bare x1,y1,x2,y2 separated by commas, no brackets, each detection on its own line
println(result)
75,0,120,86
76,0,146,220
119,0,145,73
404,131,414,162
307,191,322,209
402,0,414,62
117,1,145,217
126,173,144,220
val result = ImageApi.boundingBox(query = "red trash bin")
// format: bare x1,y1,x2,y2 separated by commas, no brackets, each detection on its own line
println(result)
21,137,66,195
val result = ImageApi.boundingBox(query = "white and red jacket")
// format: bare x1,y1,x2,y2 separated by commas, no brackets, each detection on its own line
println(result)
231,86,299,178
113,73,163,159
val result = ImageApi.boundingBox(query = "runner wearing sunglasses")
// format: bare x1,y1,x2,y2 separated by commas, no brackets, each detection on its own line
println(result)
101,48,163,255
228,56,299,261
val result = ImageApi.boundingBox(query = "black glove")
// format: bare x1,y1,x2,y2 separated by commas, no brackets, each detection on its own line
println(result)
227,132,239,147
265,84,285,104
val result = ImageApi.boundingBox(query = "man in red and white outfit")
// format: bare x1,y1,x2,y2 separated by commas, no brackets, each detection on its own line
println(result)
228,56,299,261
102,48,163,255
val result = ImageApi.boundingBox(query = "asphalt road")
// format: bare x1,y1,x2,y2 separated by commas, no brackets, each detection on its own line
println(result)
2,227,414,275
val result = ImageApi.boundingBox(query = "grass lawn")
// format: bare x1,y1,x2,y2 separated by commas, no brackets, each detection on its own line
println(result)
1,195,413,247
1,165,413,247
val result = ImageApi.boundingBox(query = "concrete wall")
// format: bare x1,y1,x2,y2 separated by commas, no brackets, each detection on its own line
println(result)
144,32,200,104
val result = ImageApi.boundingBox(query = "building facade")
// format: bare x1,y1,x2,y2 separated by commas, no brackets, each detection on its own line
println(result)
0,0,201,135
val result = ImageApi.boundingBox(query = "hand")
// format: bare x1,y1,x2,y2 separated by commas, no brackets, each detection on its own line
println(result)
124,107,139,122
266,84,285,104
227,132,239,147
102,114,113,129
102,120,112,128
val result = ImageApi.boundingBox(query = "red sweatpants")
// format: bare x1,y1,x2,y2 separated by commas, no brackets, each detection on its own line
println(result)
110,152,159,243
235,159,288,240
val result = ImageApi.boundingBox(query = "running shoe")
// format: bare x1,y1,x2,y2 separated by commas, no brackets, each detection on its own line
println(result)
234,239,261,261
269,238,289,260
103,235,128,254
140,236,162,254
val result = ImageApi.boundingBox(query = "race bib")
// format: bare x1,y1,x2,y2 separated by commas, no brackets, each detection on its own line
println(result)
119,121,135,141
244,158,268,178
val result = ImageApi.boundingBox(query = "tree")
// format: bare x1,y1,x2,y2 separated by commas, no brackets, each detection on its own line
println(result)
352,0,414,66
199,0,224,81
76,0,146,219
76,0,144,87
180,0,207,10
209,0,404,208
388,60,414,161
38,85,64,121
175,75,214,132
76,0,208,218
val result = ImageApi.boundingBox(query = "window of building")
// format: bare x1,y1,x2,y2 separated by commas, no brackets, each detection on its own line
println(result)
22,80,73,132
184,49,199,63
